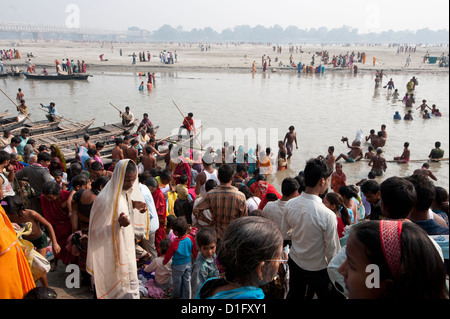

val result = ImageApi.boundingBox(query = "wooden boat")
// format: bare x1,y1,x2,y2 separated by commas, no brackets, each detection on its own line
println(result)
0,115,28,131
9,71,23,77
9,118,63,135
0,110,12,119
0,73,8,78
23,73,90,80
10,117,94,137
34,122,135,153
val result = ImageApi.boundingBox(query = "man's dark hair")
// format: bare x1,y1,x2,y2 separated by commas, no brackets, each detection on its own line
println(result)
435,141,441,148
303,158,333,188
71,174,88,189
405,174,436,211
171,216,190,235
37,152,52,163
205,179,218,193
87,148,97,157
90,161,103,171
0,150,11,165
217,164,234,184
11,137,21,144
196,227,217,248
115,138,123,146
179,174,189,185
295,171,306,193
21,128,30,134
281,177,300,197
160,169,172,182
361,179,380,195
23,287,57,299
236,163,247,173
380,177,417,219
52,169,63,177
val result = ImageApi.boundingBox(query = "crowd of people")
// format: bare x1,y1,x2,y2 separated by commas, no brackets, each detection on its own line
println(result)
54,58,87,74
0,48,21,60
0,42,448,300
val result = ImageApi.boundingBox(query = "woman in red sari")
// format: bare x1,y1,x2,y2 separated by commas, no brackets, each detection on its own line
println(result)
146,176,167,255
40,181,75,270
249,174,281,210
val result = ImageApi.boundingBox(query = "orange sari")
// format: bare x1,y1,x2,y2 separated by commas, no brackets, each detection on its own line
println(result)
0,205,35,299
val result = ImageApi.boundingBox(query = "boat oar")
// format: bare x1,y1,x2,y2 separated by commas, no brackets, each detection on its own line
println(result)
0,88,33,122
110,102,132,121
172,100,203,150
37,107,80,124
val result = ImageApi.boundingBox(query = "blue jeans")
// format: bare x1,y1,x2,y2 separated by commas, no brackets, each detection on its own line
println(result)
171,262,191,299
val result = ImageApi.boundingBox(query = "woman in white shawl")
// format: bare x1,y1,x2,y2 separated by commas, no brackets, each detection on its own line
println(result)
86,159,150,299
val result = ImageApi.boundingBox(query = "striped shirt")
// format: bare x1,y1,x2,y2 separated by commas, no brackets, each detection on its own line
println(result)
193,185,248,240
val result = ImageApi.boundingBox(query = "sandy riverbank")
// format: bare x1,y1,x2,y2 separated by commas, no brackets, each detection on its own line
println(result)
1,40,448,74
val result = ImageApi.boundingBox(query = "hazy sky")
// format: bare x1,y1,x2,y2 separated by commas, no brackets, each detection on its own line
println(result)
1,0,448,34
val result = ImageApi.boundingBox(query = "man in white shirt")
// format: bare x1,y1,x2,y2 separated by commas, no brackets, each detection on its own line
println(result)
281,158,341,300
3,137,20,154
263,177,299,244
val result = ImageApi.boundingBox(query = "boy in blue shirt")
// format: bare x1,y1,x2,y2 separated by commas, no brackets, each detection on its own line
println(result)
163,217,197,299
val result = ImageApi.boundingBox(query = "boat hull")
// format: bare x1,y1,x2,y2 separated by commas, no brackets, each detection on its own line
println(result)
23,73,90,80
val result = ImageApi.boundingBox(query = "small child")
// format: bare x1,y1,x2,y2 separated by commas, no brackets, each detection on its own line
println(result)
3,195,61,287
277,149,288,171
331,163,347,193
144,238,173,294
191,227,219,298
166,215,177,242
52,169,67,190
364,145,375,159
163,217,197,299
108,158,118,172
176,174,191,201
394,142,411,163
174,174,192,217
190,163,198,188
277,140,287,159
67,174,89,218
323,192,352,239
392,89,399,99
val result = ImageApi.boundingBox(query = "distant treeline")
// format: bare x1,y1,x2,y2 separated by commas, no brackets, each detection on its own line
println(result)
138,25,449,44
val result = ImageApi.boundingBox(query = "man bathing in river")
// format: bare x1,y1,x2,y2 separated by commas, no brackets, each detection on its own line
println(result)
335,137,363,163
283,126,298,160
369,147,387,176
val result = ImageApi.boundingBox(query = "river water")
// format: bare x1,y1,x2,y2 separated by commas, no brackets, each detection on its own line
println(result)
1,70,448,190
